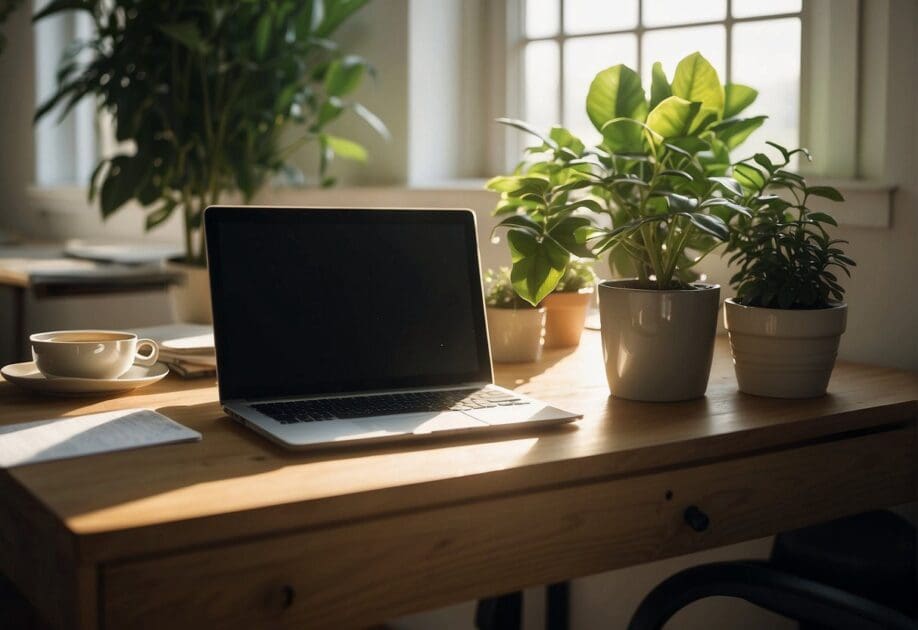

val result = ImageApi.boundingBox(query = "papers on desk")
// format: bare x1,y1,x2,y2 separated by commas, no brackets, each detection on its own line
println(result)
64,239,183,265
0,409,201,468
130,323,217,378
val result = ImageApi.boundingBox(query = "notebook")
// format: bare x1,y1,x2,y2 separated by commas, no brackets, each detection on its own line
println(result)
0,409,201,468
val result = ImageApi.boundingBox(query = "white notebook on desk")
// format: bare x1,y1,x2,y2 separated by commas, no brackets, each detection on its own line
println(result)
0,409,201,468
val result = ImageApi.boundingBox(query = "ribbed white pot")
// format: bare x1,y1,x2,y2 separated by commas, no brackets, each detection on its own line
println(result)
723,298,847,398
166,261,213,324
598,280,720,401
486,306,546,363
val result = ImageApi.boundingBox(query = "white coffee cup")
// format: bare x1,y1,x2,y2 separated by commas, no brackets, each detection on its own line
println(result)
30,330,159,380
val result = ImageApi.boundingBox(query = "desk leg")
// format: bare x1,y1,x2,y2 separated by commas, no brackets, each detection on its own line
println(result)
475,591,522,630
546,581,569,630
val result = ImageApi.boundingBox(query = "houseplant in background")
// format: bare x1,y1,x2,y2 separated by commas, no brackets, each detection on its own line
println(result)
34,0,386,322
723,143,854,398
484,268,546,363
489,52,763,400
542,258,596,349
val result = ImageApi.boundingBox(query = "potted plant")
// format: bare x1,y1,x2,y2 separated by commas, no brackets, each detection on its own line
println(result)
542,258,596,349
484,268,546,363
34,0,386,323
488,52,763,401
723,143,855,398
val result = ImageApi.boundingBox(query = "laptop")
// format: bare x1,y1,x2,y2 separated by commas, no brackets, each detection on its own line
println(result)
204,206,580,450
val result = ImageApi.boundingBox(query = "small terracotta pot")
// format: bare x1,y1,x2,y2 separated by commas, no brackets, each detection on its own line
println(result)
167,260,213,324
542,288,593,349
723,298,847,398
486,306,546,363
598,280,720,401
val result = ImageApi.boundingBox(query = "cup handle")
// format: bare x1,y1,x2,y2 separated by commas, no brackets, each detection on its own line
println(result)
134,339,160,367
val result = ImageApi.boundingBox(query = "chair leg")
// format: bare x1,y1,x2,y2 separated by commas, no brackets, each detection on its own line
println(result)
627,560,917,630
546,581,569,630
475,591,523,630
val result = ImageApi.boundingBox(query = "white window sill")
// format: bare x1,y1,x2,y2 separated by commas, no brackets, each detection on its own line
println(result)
25,178,896,238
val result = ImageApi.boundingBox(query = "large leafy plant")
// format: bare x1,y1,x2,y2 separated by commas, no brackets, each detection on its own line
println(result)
35,0,385,264
488,52,764,304
725,143,855,309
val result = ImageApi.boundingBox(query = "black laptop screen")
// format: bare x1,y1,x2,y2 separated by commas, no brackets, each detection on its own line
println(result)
205,207,492,401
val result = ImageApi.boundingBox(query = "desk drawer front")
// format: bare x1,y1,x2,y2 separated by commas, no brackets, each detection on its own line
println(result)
104,426,915,629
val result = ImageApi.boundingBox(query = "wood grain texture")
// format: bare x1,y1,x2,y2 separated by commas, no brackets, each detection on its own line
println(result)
0,333,916,566
103,427,916,629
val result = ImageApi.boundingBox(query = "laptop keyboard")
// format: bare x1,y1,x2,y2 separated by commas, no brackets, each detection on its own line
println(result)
253,387,527,424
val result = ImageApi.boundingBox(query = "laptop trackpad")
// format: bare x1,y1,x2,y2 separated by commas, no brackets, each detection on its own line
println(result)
362,411,486,435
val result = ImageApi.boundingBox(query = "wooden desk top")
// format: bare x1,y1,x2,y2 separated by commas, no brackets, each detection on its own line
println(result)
1,333,916,565
0,244,179,292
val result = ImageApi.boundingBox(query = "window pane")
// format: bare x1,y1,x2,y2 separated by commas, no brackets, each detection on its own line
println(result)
641,25,726,87
525,0,559,38
732,0,801,18
564,0,638,34
642,0,726,27
732,18,801,164
563,35,638,143
524,41,561,132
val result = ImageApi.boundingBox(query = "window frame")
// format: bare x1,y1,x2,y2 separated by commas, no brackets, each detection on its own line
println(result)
493,0,892,228
515,0,804,134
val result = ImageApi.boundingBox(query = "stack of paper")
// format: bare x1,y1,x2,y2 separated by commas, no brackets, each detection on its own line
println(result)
130,323,216,378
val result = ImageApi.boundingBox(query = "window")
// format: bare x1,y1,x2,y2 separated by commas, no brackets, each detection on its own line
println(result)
517,0,802,162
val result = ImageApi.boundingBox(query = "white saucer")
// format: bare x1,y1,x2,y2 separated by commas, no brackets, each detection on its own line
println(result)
0,362,169,396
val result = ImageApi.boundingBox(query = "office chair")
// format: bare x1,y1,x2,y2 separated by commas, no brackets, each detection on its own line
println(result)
629,510,917,630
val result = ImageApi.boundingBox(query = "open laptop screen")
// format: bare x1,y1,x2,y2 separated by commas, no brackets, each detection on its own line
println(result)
205,207,492,401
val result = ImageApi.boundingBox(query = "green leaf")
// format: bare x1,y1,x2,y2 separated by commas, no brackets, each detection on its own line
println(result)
493,214,542,237
507,230,569,306
99,155,146,218
807,186,845,202
315,0,369,37
324,55,366,97
33,0,93,22
145,199,177,230
646,96,701,139
254,14,272,60
586,65,647,142
548,126,584,156
158,22,210,54
709,176,743,196
733,163,766,190
684,212,729,240
496,117,556,148
600,118,649,153
323,134,367,162
712,115,767,150
549,216,594,258
807,212,839,226
723,84,758,119
353,102,391,140
649,62,672,110
671,52,724,118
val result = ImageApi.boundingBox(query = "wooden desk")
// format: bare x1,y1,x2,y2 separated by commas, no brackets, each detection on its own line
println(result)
0,334,915,629
0,244,180,360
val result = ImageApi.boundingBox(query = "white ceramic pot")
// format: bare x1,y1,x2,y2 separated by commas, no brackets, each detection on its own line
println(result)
723,298,847,398
167,260,213,324
486,306,546,363
598,280,720,401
